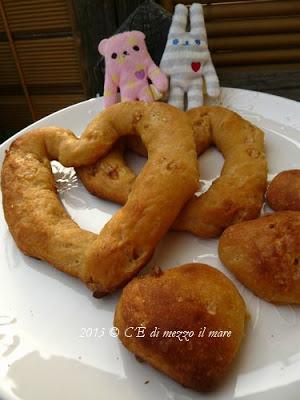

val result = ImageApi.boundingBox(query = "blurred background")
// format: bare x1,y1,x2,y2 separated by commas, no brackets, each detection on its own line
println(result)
1,0,300,142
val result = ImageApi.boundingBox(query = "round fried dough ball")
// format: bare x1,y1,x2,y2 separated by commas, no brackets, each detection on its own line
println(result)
267,170,300,211
114,263,247,392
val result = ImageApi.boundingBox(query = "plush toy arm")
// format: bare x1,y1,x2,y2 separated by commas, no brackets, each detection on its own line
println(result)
148,64,168,93
159,49,170,75
202,55,220,98
103,72,118,108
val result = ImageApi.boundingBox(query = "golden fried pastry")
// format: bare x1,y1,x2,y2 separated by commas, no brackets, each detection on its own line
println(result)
267,170,300,211
219,211,300,304
174,106,267,237
1,102,198,296
79,106,267,238
114,263,247,392
76,111,212,204
78,139,136,205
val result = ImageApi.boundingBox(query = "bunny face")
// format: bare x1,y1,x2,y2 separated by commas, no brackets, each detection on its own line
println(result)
99,31,148,74
170,34,202,49
161,32,210,76
167,33,209,64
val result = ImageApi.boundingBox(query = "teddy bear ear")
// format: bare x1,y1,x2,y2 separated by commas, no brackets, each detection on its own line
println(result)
131,31,145,41
98,39,108,55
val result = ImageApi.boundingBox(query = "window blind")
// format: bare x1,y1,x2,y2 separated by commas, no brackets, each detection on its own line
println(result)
0,0,85,135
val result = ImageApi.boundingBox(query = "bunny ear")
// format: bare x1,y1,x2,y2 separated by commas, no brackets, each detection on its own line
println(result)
98,38,108,55
169,4,188,35
190,3,207,41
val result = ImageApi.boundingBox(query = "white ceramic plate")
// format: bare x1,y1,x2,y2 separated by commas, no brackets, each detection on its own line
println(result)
0,88,300,400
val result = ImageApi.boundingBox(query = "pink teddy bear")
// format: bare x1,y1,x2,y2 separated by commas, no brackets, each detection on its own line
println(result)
99,31,168,108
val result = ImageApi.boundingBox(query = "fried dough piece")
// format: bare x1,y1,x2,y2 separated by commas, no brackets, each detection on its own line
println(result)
219,211,300,304
1,102,198,296
77,112,212,204
267,170,300,211
114,263,247,392
79,106,268,238
78,139,136,205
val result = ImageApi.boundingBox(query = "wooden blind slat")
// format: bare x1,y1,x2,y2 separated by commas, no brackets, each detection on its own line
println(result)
174,0,280,4
167,0,280,9
216,62,300,73
212,48,300,66
207,16,300,37
14,37,75,47
0,20,70,32
162,0,259,9
5,7,68,16
3,0,67,6
3,2,68,12
22,73,80,85
204,0,300,21
209,33,300,51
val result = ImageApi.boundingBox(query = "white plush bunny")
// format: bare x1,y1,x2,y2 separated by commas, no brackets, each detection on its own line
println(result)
160,3,220,110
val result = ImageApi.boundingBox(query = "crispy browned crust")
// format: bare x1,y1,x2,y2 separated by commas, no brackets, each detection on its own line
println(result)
114,263,247,392
1,101,198,296
267,170,300,211
219,211,300,304
79,106,267,238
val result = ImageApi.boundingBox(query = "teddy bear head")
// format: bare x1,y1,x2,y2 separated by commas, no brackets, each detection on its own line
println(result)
99,31,148,72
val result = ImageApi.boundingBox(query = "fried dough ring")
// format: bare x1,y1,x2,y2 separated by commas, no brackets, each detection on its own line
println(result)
78,106,268,238
1,102,198,296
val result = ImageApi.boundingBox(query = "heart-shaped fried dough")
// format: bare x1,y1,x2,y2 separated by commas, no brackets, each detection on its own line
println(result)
1,102,198,296
114,263,247,391
78,106,267,238
219,211,300,304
